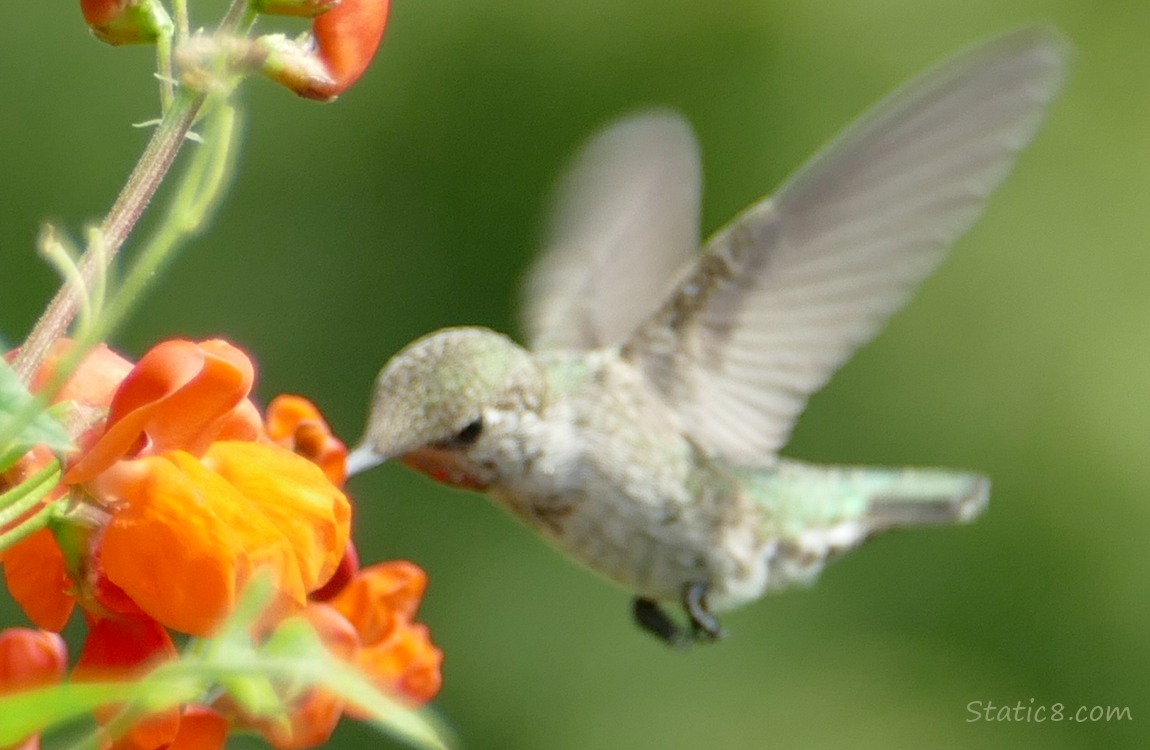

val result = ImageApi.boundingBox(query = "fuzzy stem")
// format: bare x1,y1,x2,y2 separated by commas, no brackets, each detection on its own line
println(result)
11,0,254,385
12,89,202,384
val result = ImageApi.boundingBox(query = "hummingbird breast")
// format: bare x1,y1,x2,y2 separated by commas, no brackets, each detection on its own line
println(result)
487,351,771,608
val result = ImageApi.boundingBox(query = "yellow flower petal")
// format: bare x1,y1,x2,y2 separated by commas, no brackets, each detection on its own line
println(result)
97,444,350,636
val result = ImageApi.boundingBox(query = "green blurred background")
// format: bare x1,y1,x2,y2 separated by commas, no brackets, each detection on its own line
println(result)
3,1,1148,748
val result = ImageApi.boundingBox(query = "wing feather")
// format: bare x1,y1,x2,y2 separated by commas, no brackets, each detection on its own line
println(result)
623,26,1069,466
522,110,703,350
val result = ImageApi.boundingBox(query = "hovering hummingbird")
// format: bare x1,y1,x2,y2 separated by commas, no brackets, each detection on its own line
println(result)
347,27,1067,645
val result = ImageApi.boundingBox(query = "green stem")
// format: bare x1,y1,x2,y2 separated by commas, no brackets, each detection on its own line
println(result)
0,462,61,521
155,30,175,112
173,0,191,41
11,0,254,386
0,90,203,448
12,88,204,385
0,100,238,453
102,104,241,336
0,464,62,555
0,501,57,554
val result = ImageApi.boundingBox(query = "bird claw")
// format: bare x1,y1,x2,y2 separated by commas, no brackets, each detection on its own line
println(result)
683,581,727,642
631,583,727,646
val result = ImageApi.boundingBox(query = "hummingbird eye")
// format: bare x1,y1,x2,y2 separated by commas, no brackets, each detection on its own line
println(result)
446,417,484,448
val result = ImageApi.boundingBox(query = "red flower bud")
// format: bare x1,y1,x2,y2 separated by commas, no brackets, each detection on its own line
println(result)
309,0,391,100
0,628,67,695
258,0,391,101
80,0,173,46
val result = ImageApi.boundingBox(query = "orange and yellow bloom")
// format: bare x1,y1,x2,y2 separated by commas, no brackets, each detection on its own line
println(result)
0,338,441,748
5,338,350,637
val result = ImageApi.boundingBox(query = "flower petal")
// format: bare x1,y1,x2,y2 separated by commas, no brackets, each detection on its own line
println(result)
309,0,391,99
96,444,349,635
74,614,177,678
203,441,350,601
265,395,347,486
0,628,68,694
97,454,246,635
309,541,360,603
328,561,427,645
325,562,442,707
75,615,180,749
0,529,75,631
351,621,442,707
67,340,260,484
25,341,134,409
167,706,230,750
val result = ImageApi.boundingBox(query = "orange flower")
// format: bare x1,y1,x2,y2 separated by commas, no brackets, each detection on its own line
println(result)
329,562,443,708
0,628,69,749
0,628,67,695
237,561,443,749
2,341,134,630
266,394,348,487
310,0,391,99
0,621,225,750
257,0,391,101
1,337,438,747
74,614,183,749
4,339,350,636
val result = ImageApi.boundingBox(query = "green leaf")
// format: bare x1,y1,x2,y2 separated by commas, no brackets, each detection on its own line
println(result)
0,683,142,745
255,616,454,750
318,659,455,750
0,575,452,750
0,357,73,471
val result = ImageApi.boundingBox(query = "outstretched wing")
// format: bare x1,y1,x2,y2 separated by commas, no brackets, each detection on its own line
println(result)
623,26,1069,466
522,111,702,351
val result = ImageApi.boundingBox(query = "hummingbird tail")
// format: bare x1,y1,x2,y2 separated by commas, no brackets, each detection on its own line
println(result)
752,461,989,591
861,469,989,530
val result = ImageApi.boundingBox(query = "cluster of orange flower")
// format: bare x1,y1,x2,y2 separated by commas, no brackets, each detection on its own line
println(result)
0,3,436,746
0,339,442,748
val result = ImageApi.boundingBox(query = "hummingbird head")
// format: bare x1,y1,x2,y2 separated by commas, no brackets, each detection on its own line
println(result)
348,326,545,489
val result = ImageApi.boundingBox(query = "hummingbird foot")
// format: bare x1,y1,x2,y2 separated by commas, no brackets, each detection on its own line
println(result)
632,584,727,646
683,582,727,643
633,597,685,646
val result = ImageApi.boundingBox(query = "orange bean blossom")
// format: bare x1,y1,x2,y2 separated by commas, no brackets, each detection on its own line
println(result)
0,338,442,748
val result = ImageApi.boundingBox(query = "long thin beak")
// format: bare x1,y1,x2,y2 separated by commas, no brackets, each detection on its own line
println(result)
345,443,386,477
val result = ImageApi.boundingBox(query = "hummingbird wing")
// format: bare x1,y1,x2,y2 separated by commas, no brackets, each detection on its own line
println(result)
522,111,702,351
622,26,1069,466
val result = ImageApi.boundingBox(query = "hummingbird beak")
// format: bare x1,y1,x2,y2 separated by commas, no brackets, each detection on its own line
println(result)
401,446,492,490
345,443,386,476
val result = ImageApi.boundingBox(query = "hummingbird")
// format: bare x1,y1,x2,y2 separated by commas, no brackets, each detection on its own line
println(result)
347,27,1067,645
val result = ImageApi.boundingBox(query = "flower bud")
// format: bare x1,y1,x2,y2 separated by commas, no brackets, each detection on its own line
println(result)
80,0,174,46
0,629,67,694
254,34,339,100
311,0,391,99
255,0,390,100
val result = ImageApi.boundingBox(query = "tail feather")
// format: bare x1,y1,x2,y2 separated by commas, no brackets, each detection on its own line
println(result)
744,459,989,591
865,472,989,529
